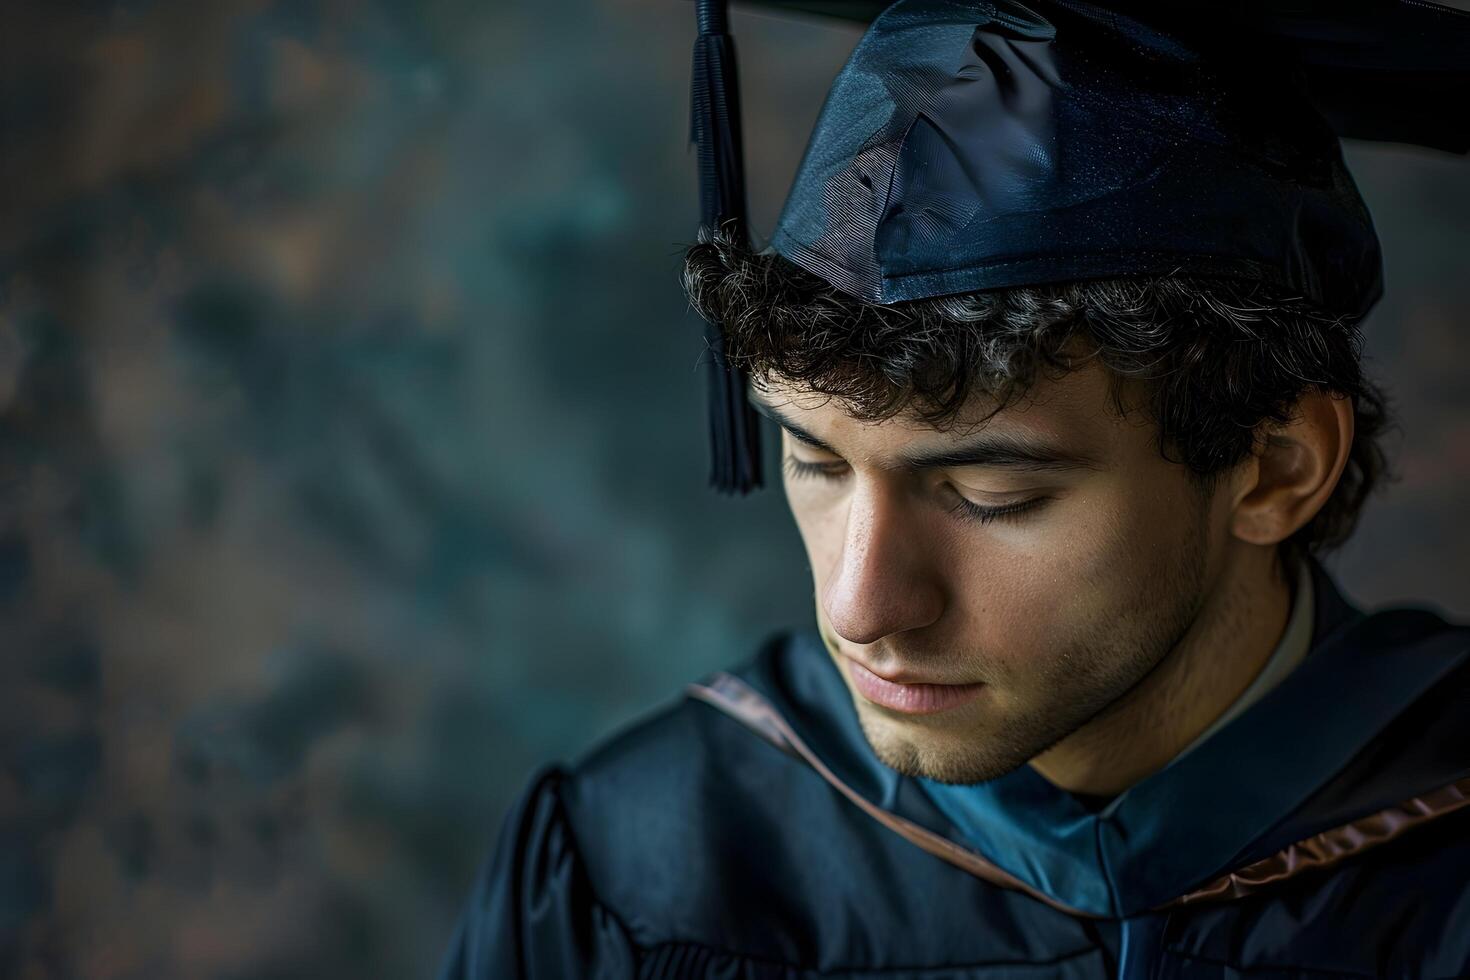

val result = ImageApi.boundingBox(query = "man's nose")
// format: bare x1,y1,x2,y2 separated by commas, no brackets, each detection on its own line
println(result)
820,480,944,646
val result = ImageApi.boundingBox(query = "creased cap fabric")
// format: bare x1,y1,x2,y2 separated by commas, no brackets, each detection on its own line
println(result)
769,0,1386,316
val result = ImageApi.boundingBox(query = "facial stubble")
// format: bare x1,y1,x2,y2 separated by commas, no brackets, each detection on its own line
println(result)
850,506,1212,786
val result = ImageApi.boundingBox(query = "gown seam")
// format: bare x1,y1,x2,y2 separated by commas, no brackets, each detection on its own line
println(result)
1157,946,1379,978
539,771,646,958
635,937,1102,976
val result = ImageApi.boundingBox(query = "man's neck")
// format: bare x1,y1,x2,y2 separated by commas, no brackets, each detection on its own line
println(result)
1027,543,1294,797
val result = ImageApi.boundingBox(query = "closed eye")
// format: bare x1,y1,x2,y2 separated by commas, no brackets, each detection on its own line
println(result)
783,454,849,481
947,495,1050,525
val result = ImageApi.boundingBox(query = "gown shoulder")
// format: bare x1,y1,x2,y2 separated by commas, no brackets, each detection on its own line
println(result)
437,630,1090,978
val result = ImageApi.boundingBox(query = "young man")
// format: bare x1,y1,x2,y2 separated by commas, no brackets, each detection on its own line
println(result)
442,1,1469,976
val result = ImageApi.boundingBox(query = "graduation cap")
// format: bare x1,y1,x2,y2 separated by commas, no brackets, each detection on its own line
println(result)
688,0,1470,493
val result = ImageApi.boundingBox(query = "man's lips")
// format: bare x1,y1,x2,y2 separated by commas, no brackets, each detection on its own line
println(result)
843,657,987,715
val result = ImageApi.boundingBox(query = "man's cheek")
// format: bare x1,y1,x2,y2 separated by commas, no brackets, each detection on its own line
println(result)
956,527,1119,651
956,571,1064,668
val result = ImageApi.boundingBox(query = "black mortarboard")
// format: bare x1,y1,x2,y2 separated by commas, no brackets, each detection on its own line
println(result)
688,0,1470,493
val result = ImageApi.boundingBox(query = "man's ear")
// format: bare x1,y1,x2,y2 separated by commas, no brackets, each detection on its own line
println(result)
1229,391,1355,546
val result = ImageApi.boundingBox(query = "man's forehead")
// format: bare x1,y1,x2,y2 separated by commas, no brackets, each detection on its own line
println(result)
749,364,1118,444
748,368,1119,472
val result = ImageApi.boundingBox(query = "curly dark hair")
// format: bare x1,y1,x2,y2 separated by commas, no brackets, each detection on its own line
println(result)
682,229,1392,559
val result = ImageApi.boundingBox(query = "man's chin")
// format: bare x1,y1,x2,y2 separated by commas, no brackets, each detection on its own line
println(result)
853,702,1033,785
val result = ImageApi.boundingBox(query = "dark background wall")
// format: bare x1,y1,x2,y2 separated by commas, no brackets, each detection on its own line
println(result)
1,2,1465,977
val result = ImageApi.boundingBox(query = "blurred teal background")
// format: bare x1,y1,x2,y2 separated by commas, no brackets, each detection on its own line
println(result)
0,2,1465,977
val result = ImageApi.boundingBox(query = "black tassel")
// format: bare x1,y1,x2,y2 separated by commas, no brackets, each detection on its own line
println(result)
690,0,763,494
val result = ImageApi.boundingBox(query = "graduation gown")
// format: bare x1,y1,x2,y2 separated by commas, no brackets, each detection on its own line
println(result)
439,560,1470,978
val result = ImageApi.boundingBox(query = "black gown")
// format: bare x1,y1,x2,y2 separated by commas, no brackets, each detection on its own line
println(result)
439,560,1470,978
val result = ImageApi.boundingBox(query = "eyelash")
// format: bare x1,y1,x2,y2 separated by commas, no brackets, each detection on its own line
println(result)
782,455,1049,526
946,495,1048,526
782,455,847,482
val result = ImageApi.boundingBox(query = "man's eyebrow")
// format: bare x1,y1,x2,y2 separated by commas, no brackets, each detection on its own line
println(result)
748,397,842,455
749,395,1100,473
898,438,1100,473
